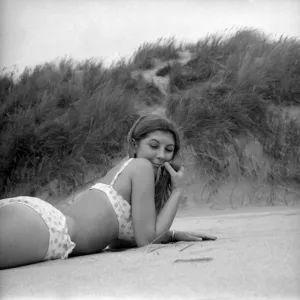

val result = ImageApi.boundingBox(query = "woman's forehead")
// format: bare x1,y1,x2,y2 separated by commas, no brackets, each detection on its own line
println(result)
144,130,175,144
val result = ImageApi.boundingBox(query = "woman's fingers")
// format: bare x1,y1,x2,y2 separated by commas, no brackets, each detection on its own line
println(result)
183,231,217,241
201,236,217,241
164,162,176,176
188,234,215,241
164,162,186,189
176,232,203,242
189,235,203,241
175,231,217,243
178,165,185,175
187,235,216,242
181,234,202,242
164,162,185,175
197,234,217,240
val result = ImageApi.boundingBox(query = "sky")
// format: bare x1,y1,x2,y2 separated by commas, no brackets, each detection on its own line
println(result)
0,0,299,73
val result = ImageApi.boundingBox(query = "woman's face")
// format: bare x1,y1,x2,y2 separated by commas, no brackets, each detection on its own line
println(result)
135,130,175,171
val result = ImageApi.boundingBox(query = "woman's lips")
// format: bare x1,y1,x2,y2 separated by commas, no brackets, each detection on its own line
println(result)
153,162,165,168
153,163,161,168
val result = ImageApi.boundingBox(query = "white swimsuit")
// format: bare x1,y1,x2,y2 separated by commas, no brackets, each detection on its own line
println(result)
90,158,135,242
0,196,75,261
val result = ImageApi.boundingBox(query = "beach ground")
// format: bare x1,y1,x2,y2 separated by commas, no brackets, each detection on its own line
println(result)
1,204,299,300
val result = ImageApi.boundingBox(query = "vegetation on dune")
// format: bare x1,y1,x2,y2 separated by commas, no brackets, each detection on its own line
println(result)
166,30,300,188
0,60,139,197
131,38,179,70
0,28,300,200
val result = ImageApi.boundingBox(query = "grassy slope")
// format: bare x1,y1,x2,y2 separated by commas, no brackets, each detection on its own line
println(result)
0,29,300,200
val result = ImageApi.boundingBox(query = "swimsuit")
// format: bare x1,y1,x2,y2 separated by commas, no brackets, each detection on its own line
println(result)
90,158,135,242
0,158,134,262
0,196,76,261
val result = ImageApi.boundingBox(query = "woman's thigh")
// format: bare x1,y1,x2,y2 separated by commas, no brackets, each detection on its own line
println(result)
0,204,50,269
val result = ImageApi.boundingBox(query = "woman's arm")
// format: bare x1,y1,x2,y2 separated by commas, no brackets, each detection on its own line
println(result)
108,239,137,250
149,230,218,244
153,188,183,236
172,230,217,242
109,231,173,250
130,159,184,247
151,230,173,244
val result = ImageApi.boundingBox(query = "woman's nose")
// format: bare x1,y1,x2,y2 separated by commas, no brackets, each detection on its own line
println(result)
157,149,166,159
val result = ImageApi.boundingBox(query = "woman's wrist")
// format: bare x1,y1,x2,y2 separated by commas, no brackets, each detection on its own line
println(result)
171,230,176,243
163,230,176,243
167,187,184,208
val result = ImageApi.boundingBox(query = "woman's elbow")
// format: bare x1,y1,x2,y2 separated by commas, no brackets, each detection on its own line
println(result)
136,241,148,247
135,235,155,247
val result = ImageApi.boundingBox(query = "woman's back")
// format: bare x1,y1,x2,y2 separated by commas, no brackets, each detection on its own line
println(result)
95,157,133,205
65,158,138,255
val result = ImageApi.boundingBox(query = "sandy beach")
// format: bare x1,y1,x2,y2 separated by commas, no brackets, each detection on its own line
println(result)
1,204,299,300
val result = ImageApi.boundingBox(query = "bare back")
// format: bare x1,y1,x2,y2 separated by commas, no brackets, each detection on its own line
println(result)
65,157,159,253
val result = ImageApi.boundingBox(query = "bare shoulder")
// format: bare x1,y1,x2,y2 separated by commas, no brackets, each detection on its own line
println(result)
128,158,154,171
127,158,155,177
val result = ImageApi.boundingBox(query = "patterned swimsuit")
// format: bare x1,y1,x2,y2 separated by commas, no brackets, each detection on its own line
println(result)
0,196,75,260
90,158,135,242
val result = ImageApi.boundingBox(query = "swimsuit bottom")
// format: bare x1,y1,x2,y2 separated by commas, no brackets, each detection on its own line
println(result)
0,196,76,261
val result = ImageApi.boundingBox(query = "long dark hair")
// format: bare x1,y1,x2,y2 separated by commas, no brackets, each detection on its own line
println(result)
154,161,181,212
127,114,181,212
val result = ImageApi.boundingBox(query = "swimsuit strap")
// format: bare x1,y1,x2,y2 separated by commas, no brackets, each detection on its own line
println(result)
110,158,134,186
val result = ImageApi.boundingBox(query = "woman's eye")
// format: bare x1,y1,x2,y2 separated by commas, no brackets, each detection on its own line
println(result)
149,145,173,152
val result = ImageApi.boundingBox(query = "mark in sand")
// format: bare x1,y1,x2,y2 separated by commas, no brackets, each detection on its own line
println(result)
173,257,214,264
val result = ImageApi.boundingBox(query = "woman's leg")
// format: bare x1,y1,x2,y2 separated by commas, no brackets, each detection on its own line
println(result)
0,204,50,269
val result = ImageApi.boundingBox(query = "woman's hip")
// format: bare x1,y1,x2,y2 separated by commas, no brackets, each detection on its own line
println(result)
0,196,76,261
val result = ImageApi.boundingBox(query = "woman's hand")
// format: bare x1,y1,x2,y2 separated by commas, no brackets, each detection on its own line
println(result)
173,230,217,242
164,162,185,189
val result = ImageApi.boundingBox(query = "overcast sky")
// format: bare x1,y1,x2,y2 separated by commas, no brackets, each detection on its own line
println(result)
0,0,299,73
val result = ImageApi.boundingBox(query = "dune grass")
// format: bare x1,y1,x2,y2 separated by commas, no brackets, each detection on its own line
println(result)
166,30,300,188
1,28,299,200
0,60,139,197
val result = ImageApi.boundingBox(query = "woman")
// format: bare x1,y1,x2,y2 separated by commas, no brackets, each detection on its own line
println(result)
0,114,216,269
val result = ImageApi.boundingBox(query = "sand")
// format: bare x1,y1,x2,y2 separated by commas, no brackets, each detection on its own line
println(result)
1,204,299,300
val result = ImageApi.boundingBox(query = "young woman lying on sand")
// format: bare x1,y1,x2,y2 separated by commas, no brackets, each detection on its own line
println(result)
0,114,216,269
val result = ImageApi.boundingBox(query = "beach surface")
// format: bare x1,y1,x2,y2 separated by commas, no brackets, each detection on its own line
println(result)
1,204,299,300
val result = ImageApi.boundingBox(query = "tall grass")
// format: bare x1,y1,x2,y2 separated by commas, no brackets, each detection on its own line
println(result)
1,28,299,199
0,60,139,197
166,29,300,187
130,37,179,70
